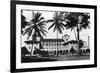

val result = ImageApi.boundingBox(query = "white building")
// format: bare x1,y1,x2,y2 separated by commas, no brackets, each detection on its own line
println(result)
41,39,78,52
24,39,88,56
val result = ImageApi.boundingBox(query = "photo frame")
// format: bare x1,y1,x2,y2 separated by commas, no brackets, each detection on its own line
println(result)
10,1,97,72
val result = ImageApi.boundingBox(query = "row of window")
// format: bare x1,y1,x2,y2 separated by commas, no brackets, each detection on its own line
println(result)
43,45,78,50
43,47,68,50
43,45,78,48
42,42,63,46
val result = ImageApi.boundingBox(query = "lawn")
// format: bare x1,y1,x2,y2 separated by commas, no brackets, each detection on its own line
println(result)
21,55,90,63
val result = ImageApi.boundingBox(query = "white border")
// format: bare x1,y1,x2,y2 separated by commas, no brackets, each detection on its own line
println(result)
16,4,94,69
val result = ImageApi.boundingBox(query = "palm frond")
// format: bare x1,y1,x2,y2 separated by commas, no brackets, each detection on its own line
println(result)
32,31,36,41
38,17,44,22
47,20,54,23
35,26,42,37
48,23,55,30
34,12,42,23
23,27,32,35
27,28,33,40
38,21,46,26
56,25,63,34
59,23,65,30
53,25,57,32
40,28,48,33
39,25,46,29
40,29,47,37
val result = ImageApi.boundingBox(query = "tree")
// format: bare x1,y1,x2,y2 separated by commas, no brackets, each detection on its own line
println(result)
23,11,47,56
47,12,65,56
21,10,28,34
21,46,29,57
63,12,90,55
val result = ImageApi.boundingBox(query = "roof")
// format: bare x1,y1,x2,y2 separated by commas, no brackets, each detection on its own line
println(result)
24,40,40,44
63,34,70,37
62,40,84,47
24,39,64,44
63,40,77,46
41,39,64,42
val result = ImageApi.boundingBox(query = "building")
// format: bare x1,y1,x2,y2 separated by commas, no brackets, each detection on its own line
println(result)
24,38,88,56
41,39,78,52
41,39,64,51
62,34,70,42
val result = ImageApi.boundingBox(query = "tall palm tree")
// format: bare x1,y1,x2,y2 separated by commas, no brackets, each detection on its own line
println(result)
47,12,65,56
23,11,47,56
63,12,90,55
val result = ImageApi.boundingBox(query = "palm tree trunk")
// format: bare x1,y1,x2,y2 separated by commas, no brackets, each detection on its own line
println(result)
74,28,77,40
88,36,90,49
77,24,80,56
31,44,33,56
57,31,58,56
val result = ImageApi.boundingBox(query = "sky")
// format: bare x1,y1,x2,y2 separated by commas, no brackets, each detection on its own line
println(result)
22,10,90,46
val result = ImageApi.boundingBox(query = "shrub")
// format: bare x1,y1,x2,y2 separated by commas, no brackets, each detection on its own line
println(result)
70,46,76,55
86,49,90,53
21,46,29,56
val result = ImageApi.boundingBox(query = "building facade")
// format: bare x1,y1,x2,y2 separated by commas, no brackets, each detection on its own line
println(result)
24,38,88,56
41,39,78,52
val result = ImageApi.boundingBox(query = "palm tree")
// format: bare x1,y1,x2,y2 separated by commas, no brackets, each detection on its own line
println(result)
63,12,90,55
21,10,28,34
23,11,47,56
47,12,65,56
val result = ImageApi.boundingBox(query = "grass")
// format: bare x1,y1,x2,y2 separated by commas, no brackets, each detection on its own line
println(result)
21,56,57,63
21,55,90,63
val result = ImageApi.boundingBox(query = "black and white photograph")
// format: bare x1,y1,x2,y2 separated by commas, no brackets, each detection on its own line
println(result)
21,10,90,63
11,1,97,72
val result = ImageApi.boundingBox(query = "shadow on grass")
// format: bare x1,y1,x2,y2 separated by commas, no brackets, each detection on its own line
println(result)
21,56,57,63
21,55,90,63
